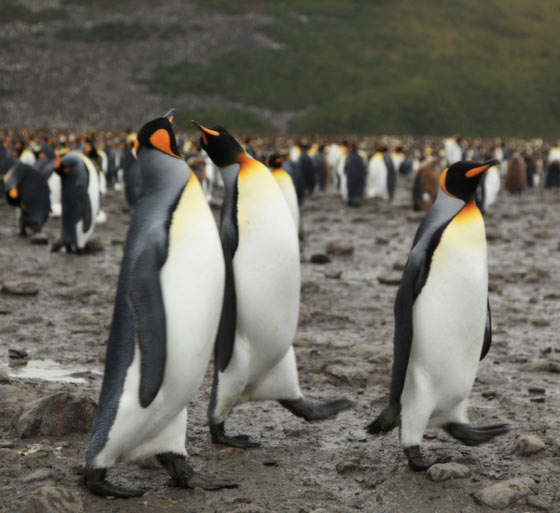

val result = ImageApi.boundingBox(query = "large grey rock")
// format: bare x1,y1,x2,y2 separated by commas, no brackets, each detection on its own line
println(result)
427,462,471,482
30,232,49,245
512,433,546,456
16,392,96,438
23,486,84,513
473,477,536,509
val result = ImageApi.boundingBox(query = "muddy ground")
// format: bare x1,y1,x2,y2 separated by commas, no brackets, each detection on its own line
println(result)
1,178,559,513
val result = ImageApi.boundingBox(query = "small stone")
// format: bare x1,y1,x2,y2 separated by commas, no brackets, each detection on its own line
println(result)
526,495,549,510
473,477,536,509
23,468,59,483
263,458,278,466
531,397,545,403
324,269,342,279
0,368,10,383
322,363,369,387
226,505,267,513
85,238,104,253
30,232,49,245
0,440,15,448
325,240,354,256
377,272,401,286
427,462,471,482
392,260,407,271
1,281,39,296
310,253,331,264
482,391,497,400
531,317,550,327
56,285,96,300
528,386,546,394
336,460,364,474
23,486,84,513
9,348,28,359
375,236,390,245
301,281,320,294
512,434,546,456
16,392,97,438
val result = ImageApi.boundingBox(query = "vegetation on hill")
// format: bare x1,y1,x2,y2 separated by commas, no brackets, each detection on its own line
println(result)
150,0,560,137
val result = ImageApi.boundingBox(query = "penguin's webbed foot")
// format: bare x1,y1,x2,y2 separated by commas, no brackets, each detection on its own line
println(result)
157,452,238,490
209,422,261,449
83,467,145,498
279,397,353,422
444,422,509,446
403,446,448,472
366,403,400,435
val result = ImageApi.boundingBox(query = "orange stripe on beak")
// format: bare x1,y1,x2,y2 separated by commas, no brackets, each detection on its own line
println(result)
466,165,489,178
200,125,220,137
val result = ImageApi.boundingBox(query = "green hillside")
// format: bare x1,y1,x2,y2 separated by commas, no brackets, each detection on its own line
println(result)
152,0,560,137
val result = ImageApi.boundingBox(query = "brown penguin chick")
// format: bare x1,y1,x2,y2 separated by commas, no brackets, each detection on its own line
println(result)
412,158,440,211
505,153,527,193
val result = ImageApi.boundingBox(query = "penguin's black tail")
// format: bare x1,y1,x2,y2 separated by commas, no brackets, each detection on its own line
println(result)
365,403,400,434
443,422,509,446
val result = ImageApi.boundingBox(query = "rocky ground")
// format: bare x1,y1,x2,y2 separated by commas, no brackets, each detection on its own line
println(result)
1,178,560,513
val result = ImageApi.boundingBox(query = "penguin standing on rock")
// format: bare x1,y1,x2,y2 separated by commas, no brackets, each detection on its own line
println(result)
84,110,236,498
192,121,352,449
366,159,508,471
51,151,100,253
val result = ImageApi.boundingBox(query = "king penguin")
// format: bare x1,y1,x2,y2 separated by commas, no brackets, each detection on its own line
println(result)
192,121,352,448
51,150,100,253
84,110,236,497
267,153,301,238
366,159,509,471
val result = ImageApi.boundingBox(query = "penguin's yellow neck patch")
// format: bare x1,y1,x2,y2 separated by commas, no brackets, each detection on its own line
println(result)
454,202,482,224
237,154,261,177
168,171,203,243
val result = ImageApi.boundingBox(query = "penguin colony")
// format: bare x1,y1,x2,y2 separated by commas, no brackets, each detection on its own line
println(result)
1,121,558,500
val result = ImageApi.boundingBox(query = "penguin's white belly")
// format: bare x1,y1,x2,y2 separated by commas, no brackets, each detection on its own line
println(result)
97,178,224,465
48,172,62,217
274,172,299,229
367,157,388,199
234,179,300,381
483,168,500,210
77,156,100,248
406,209,487,413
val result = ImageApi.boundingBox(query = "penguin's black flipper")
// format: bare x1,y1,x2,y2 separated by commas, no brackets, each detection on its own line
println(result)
480,298,492,361
214,178,239,372
128,232,168,408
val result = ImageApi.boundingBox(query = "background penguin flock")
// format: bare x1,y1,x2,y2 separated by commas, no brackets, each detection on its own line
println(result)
1,119,560,502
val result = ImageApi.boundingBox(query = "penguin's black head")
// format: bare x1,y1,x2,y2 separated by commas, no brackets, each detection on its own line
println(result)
136,109,181,159
441,159,500,202
267,153,285,169
191,121,244,168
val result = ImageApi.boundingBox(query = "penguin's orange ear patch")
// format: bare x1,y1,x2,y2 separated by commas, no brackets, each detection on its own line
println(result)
9,187,18,199
440,167,450,195
150,128,178,158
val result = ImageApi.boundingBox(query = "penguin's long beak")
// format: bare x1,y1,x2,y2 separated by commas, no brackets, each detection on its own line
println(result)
163,108,176,124
191,121,219,136
191,121,219,146
466,159,500,178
